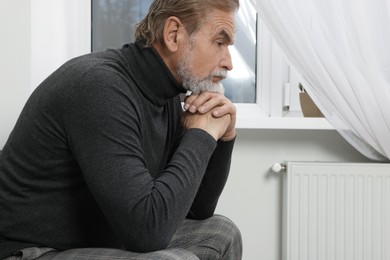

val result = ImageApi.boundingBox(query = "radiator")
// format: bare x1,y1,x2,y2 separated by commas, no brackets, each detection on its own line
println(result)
273,161,390,260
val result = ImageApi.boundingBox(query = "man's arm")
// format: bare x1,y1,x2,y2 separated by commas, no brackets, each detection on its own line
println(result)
65,70,219,252
182,92,237,219
187,138,235,219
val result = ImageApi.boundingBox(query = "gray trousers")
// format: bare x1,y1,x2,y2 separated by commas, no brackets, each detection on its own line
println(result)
5,215,242,260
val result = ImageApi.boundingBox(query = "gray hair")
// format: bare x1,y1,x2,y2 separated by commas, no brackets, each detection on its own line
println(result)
135,0,240,46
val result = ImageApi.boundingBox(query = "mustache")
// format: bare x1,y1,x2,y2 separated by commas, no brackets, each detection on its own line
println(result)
209,69,228,80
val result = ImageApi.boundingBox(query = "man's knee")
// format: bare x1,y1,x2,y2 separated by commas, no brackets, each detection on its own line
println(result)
212,215,242,244
206,214,242,259
150,248,200,260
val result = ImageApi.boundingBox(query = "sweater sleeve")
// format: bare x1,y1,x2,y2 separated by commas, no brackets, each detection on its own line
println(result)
65,69,217,252
187,138,235,219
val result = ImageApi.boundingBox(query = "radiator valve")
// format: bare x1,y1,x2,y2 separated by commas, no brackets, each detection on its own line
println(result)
271,163,286,173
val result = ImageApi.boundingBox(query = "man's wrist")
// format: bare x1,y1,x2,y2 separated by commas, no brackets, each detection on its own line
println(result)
220,129,236,141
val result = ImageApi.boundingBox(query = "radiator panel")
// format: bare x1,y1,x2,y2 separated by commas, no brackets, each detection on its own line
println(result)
282,162,390,260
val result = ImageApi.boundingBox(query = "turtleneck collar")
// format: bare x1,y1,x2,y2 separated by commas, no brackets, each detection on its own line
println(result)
120,40,186,106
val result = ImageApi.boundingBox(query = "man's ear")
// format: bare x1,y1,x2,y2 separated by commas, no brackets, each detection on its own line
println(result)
163,16,185,53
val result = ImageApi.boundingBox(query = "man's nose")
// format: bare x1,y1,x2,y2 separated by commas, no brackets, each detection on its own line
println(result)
221,47,233,71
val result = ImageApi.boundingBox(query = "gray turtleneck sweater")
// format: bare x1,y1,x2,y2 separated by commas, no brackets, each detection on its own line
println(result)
0,41,234,259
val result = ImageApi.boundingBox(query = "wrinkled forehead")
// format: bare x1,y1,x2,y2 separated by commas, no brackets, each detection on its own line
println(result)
203,10,237,44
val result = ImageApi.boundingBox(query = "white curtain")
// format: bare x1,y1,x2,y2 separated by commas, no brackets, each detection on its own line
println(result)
250,0,390,161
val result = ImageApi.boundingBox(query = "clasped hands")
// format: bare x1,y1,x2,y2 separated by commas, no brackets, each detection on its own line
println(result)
182,92,236,141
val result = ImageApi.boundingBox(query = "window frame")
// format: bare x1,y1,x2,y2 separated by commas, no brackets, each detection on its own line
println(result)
30,0,332,130
235,18,332,129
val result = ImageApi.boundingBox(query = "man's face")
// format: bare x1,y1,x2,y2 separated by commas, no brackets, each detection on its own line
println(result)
177,9,236,94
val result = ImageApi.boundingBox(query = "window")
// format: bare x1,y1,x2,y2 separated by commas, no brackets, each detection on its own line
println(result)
30,0,331,129
91,0,257,104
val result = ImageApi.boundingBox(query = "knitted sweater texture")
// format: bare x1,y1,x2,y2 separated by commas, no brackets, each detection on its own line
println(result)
0,41,234,258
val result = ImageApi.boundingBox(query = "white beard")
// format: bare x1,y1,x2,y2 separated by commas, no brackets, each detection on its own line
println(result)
177,48,227,95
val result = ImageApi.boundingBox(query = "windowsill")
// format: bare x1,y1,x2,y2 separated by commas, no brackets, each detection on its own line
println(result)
236,117,333,130
236,104,333,130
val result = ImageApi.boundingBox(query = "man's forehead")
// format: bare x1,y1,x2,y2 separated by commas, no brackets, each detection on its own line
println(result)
205,11,236,39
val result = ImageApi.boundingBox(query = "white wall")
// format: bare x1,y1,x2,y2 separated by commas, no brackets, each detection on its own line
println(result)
0,0,90,148
30,0,91,90
215,129,370,260
0,1,371,260
0,0,31,147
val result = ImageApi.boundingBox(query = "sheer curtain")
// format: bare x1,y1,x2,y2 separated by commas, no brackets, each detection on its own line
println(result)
250,0,390,161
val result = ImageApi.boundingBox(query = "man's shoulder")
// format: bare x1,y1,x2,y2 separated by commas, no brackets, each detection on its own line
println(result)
64,49,125,75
